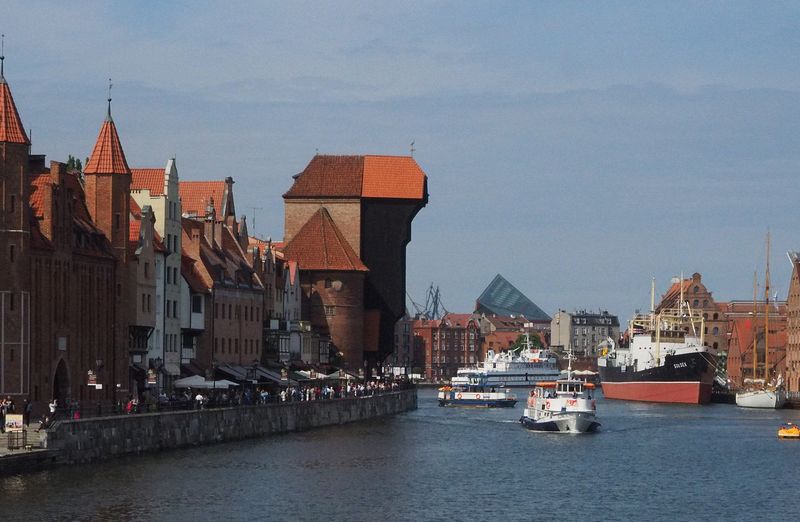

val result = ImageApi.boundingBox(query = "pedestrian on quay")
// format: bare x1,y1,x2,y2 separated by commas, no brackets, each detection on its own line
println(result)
49,398,57,418
0,398,6,433
22,399,31,426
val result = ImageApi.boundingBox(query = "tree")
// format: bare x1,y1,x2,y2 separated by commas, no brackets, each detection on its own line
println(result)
66,155,83,173
510,332,542,351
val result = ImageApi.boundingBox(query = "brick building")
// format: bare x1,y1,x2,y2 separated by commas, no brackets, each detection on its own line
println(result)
412,313,481,381
283,155,428,373
0,67,130,413
179,197,264,374
478,314,545,360
727,312,787,389
656,273,728,353
784,252,800,392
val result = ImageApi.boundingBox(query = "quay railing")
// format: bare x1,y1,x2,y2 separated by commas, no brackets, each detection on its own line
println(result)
39,381,416,426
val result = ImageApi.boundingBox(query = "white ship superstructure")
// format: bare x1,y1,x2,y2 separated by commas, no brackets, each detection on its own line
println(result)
452,339,560,388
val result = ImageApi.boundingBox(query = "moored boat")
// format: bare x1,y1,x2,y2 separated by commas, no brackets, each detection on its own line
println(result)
597,278,716,405
451,330,560,388
437,376,517,408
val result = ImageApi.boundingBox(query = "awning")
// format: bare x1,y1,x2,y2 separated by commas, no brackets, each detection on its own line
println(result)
174,375,239,389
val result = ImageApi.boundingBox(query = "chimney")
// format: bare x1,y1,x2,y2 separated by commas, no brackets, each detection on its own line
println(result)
28,154,46,174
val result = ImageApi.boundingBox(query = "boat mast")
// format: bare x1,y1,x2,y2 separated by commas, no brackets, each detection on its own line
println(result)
752,270,758,385
765,232,771,384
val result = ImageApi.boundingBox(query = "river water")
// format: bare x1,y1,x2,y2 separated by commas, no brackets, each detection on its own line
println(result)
2,387,799,521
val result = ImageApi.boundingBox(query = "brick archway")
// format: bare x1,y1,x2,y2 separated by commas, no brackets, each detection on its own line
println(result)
52,358,70,407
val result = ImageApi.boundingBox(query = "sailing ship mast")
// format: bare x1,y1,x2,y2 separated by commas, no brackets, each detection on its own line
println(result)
765,232,771,385
751,270,757,385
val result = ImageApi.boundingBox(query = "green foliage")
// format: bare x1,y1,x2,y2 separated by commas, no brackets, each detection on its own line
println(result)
66,154,83,173
511,332,542,351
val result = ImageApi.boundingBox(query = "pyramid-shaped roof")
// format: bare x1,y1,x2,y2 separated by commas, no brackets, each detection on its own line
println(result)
283,207,368,272
0,73,29,144
475,274,550,321
84,110,131,175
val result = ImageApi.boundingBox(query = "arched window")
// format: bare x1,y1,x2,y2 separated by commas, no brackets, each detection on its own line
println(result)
694,286,699,293
693,299,699,307
712,327,719,335
713,313,718,320
703,299,708,307
324,278,332,288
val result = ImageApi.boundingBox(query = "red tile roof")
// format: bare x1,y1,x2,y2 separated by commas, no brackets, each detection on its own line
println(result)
283,207,368,272
179,181,225,216
284,155,427,200
131,168,165,195
362,155,426,199
129,196,142,218
129,217,141,245
84,118,131,175
29,174,49,217
0,78,29,144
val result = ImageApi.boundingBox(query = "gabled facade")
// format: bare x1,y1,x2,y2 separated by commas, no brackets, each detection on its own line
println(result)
784,253,800,392
412,313,481,381
656,273,728,353
131,160,183,379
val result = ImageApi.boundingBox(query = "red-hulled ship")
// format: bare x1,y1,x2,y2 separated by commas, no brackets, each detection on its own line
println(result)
598,286,716,405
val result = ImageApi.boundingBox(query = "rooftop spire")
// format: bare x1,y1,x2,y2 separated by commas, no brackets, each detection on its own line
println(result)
0,37,29,145
84,84,130,175
106,78,113,121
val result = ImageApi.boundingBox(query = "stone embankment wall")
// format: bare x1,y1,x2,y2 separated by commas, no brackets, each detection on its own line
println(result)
45,389,416,465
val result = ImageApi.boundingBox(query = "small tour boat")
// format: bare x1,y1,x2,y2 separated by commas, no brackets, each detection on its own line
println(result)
437,375,517,408
520,349,600,433
778,424,800,439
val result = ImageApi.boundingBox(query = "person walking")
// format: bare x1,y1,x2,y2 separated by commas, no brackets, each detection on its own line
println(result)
22,399,31,427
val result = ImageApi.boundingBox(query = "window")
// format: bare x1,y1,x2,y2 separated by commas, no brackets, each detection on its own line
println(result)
324,305,336,316
192,295,202,313
235,339,239,354
114,213,121,230
228,304,232,319
693,300,699,307
712,327,719,335
325,278,332,288
694,286,699,293
144,262,150,278
172,301,177,318
173,267,178,285
9,293,14,311
10,194,15,213
9,245,14,263
147,294,152,312
215,303,219,318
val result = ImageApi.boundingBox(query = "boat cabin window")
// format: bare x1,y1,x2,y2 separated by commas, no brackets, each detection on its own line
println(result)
557,383,583,393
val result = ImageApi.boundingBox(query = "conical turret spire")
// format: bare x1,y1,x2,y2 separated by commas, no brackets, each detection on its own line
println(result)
84,84,130,175
0,36,30,145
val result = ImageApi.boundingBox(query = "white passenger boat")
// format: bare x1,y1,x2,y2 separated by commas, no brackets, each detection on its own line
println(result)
438,374,517,408
452,333,560,388
519,350,600,433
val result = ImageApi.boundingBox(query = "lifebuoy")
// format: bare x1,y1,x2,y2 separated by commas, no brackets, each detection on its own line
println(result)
545,400,551,409
457,393,463,399
476,394,481,399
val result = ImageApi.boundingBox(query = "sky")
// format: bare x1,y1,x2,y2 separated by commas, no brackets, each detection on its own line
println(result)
5,1,800,320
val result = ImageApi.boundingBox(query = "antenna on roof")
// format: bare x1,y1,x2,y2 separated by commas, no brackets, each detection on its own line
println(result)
250,206,263,233
1,34,5,79
410,140,416,157
106,78,113,121
315,148,319,155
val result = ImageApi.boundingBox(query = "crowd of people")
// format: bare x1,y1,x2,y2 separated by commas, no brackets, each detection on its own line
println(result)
13,378,413,430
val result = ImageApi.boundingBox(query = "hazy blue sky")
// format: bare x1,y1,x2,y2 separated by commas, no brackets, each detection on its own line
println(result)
5,2,800,319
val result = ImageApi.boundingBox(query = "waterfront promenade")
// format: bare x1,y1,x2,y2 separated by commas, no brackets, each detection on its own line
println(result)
0,386,416,475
